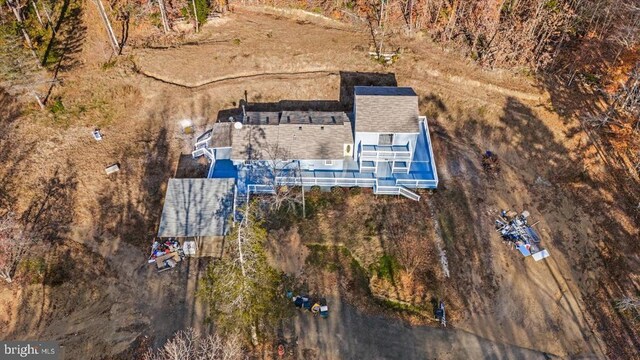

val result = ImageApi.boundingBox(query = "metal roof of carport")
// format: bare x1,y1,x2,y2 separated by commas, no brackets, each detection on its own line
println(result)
157,178,235,238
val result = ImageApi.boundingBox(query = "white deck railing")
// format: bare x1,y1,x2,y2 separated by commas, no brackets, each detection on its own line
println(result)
396,179,438,188
361,150,412,161
192,147,215,161
247,184,276,194
276,176,376,187
361,142,412,161
374,181,421,201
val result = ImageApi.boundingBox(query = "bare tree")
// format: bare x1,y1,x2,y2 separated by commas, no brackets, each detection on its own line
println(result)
157,0,170,33
0,212,41,283
192,0,198,32
365,0,388,58
143,328,245,360
261,144,304,215
393,236,430,277
615,296,640,320
5,0,38,60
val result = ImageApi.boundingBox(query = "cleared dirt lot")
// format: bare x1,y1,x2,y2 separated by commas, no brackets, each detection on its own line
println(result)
0,5,638,360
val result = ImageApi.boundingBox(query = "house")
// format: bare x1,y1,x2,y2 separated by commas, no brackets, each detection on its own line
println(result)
157,86,438,249
194,86,438,200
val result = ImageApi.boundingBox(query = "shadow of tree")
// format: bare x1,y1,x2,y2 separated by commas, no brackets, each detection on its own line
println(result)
93,125,173,248
438,94,639,358
41,0,86,70
0,89,32,210
21,165,77,243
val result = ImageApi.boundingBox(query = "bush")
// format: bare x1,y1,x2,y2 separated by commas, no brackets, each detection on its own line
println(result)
50,98,65,114
370,254,400,281
330,186,347,205
19,256,46,284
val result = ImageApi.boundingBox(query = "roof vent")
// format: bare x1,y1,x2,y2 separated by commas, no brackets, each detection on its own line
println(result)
321,126,324,130
298,126,302,130
234,122,243,130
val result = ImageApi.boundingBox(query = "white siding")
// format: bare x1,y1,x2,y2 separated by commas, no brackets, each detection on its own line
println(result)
354,131,419,159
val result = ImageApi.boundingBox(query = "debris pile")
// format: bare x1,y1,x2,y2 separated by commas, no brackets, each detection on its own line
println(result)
290,293,329,319
482,150,501,174
148,238,185,272
495,210,550,261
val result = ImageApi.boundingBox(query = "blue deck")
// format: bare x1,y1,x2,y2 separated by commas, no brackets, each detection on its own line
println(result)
210,160,237,179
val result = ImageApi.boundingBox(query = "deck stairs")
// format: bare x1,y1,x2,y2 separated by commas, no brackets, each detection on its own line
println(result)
373,180,421,201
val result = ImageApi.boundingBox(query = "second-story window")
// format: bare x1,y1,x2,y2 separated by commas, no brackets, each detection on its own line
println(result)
379,134,393,146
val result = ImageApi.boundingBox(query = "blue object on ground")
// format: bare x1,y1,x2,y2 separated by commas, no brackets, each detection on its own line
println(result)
517,245,532,257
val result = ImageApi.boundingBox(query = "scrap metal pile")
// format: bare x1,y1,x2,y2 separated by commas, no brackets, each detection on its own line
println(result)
495,210,550,261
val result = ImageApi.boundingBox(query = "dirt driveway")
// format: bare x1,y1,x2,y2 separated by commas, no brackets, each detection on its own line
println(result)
288,295,556,360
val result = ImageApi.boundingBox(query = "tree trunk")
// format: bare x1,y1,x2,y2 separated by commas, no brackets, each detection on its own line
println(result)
6,0,39,60
0,270,12,283
33,92,45,110
192,0,199,32
93,0,119,53
30,0,43,26
40,0,54,33
250,324,258,346
157,0,170,33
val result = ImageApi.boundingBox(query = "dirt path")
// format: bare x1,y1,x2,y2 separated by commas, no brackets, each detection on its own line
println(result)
288,296,557,360
134,8,544,107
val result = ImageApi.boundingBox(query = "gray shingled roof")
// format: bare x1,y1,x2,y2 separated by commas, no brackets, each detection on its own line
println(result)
158,179,234,237
209,112,354,160
354,86,420,133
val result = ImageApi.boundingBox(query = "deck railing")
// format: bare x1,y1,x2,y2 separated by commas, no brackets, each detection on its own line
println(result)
373,181,421,201
276,176,376,187
247,184,276,194
192,147,215,161
360,143,412,161
395,179,438,188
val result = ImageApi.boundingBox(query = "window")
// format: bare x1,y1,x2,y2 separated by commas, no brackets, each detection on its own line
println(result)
325,160,333,166
378,134,393,145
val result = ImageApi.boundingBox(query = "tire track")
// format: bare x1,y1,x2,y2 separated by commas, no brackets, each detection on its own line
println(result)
134,66,340,89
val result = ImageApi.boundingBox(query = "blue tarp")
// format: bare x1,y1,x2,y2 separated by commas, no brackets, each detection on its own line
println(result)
517,245,532,257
